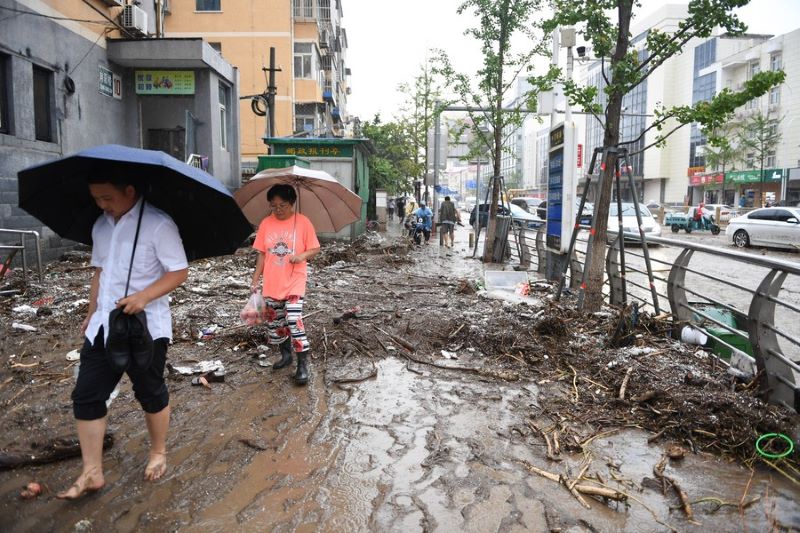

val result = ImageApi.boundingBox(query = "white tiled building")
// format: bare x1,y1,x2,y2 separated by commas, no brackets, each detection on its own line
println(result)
528,4,800,207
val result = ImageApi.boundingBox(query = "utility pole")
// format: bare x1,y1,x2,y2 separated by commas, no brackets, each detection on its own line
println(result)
264,47,281,152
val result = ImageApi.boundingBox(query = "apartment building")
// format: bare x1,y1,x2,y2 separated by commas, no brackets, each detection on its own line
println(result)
164,0,351,169
1,0,241,259
695,28,800,207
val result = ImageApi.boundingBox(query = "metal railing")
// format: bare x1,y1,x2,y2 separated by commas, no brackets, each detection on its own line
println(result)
0,229,43,294
507,224,800,413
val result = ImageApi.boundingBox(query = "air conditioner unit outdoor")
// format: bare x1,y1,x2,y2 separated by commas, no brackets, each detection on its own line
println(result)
319,30,329,48
122,5,148,36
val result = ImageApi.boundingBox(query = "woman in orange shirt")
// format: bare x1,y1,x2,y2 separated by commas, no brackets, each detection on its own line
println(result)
250,184,320,385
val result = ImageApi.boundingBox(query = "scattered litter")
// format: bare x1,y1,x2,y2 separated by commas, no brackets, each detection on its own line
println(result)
70,299,89,308
198,325,219,340
66,349,81,362
105,383,120,408
12,305,37,315
168,360,225,376
440,350,458,359
626,347,657,356
19,481,42,499
12,323,37,332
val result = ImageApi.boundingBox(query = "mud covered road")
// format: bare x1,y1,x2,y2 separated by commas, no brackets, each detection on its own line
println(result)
1,224,798,532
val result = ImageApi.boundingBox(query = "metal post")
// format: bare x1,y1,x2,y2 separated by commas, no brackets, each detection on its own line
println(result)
433,101,441,233
267,47,277,141
619,148,660,314
613,160,628,305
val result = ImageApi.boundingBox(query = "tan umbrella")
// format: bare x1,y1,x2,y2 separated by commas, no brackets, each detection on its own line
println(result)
234,166,363,233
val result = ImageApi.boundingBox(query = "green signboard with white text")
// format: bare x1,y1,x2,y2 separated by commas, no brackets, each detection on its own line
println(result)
135,71,195,95
272,144,353,158
725,168,784,184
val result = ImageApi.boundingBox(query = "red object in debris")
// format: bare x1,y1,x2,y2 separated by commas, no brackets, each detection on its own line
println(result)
32,296,54,307
20,481,43,499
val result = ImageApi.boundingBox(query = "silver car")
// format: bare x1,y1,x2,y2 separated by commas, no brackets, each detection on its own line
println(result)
726,207,800,251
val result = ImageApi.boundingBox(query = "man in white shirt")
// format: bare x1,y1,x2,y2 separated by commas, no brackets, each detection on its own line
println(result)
58,176,188,500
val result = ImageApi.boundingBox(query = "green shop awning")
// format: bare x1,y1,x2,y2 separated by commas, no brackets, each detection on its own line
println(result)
725,168,785,184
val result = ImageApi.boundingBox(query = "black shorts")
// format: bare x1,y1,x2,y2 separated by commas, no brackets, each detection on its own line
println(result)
72,328,170,420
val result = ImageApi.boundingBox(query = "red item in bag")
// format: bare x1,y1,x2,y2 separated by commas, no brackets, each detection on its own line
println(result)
240,292,266,325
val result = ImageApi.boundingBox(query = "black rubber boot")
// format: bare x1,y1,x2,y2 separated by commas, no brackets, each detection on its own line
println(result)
272,338,293,370
293,351,309,385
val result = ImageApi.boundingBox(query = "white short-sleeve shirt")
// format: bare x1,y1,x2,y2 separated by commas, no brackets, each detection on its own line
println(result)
85,198,188,344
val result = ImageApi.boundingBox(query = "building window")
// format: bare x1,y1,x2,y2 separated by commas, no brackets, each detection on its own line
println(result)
749,60,760,78
33,65,53,142
209,42,222,53
318,0,330,20
295,115,315,134
770,53,782,71
294,43,317,79
769,86,780,105
219,82,229,150
293,0,313,18
766,151,776,168
0,54,10,134
746,153,754,168
196,0,220,11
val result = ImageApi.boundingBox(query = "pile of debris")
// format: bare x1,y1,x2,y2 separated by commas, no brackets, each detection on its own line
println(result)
0,233,797,481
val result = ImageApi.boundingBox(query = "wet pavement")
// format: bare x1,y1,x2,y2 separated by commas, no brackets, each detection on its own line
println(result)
1,216,799,532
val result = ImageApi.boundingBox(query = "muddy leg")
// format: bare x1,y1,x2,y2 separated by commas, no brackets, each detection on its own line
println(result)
144,405,170,481
57,418,107,499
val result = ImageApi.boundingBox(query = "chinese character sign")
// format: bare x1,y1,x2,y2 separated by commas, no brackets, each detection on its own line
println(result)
135,71,196,95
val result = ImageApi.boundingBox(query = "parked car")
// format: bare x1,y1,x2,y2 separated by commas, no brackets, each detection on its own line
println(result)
537,199,594,226
469,203,544,230
701,204,739,223
725,208,800,251
508,203,544,230
510,196,544,213
464,196,477,213
607,203,662,242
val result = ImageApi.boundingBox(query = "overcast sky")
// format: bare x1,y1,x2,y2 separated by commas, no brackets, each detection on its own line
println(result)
342,0,800,121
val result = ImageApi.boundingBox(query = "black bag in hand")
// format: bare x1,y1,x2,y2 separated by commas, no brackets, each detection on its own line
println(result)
106,200,154,373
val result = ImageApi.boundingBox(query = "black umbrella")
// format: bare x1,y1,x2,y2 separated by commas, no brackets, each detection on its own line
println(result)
17,144,253,261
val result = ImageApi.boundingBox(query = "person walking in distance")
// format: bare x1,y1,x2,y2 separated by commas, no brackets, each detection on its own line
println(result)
438,196,460,248
250,184,320,385
387,197,396,221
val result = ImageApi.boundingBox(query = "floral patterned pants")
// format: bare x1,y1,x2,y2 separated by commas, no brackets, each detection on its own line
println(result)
265,296,309,353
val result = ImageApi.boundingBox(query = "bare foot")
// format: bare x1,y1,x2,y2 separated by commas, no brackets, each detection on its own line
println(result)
144,451,167,481
57,467,105,500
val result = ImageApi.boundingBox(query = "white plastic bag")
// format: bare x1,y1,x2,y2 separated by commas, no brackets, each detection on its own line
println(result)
240,292,266,325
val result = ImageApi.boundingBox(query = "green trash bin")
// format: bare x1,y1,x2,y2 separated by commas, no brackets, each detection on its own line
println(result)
692,303,753,359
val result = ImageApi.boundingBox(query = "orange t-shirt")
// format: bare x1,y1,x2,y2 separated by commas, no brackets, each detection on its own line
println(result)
253,213,320,300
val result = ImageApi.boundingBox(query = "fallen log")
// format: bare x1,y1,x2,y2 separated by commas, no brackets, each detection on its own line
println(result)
0,434,114,470
372,325,417,352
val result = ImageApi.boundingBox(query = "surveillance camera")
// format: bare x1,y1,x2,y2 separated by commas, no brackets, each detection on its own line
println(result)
576,46,587,58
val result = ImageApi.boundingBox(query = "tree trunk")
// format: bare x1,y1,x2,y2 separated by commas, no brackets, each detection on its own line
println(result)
582,0,633,312
482,0,510,262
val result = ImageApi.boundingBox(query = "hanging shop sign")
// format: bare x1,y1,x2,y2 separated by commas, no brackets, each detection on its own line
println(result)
135,71,196,95
725,168,784,184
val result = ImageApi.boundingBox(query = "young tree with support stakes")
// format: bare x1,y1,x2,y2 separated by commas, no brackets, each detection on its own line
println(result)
738,110,782,207
544,0,785,312
435,0,551,263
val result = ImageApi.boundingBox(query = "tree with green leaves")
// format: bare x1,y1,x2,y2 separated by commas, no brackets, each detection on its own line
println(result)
435,0,551,262
398,58,447,204
703,120,742,204
361,115,418,220
738,110,782,207
544,0,785,312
